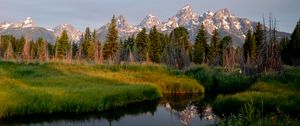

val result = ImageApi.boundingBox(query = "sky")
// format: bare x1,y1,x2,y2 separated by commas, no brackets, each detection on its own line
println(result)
0,0,299,33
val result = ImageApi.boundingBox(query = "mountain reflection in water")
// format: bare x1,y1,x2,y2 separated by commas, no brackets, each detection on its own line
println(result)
0,94,217,126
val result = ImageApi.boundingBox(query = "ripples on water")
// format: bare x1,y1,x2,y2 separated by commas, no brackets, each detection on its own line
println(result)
0,94,218,126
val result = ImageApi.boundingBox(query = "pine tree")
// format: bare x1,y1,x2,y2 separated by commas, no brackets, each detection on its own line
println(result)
220,36,233,66
87,40,94,60
250,35,257,64
36,38,46,61
209,29,220,65
149,26,161,63
93,29,99,63
194,24,208,64
136,28,149,62
104,15,119,63
167,27,190,69
83,27,91,58
289,19,300,65
254,22,264,55
14,36,25,60
243,30,257,64
57,30,70,59
279,37,290,64
77,34,84,61
72,42,78,59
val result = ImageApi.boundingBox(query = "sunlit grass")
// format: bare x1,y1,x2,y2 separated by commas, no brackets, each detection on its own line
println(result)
214,76,300,117
0,62,204,118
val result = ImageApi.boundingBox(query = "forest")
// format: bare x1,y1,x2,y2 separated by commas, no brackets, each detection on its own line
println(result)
0,16,299,72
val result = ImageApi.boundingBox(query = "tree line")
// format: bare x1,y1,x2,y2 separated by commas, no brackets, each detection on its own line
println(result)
0,16,299,72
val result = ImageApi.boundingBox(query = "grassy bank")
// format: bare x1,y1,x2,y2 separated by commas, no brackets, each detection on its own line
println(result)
186,65,253,94
213,67,300,117
0,62,204,118
186,65,300,124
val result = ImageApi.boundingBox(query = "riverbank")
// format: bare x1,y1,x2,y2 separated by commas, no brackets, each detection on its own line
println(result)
186,65,300,125
0,62,204,118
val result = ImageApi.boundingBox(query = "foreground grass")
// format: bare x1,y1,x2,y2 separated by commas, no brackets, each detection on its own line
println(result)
186,65,300,124
0,62,204,118
212,66,300,125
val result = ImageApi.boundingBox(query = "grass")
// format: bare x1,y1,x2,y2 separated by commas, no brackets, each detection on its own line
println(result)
0,61,204,118
185,65,300,124
185,65,253,94
218,101,300,126
213,66,300,118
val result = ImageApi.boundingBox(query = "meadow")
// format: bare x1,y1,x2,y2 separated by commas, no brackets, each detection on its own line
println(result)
0,62,204,118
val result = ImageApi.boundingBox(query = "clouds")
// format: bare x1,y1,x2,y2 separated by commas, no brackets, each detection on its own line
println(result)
0,0,299,32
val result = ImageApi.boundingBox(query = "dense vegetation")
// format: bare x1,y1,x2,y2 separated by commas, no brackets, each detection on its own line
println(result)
0,62,203,118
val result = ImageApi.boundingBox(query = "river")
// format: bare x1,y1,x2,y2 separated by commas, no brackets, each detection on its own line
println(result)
0,94,218,126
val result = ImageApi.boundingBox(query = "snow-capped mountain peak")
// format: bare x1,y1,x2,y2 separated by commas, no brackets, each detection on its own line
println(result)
21,17,37,28
175,4,199,26
138,14,160,29
53,24,82,42
181,4,192,12
0,22,12,29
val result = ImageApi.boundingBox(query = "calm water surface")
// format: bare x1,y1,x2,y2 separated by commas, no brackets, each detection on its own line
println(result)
0,94,218,126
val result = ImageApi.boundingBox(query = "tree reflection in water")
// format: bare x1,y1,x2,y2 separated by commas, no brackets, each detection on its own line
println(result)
163,94,217,126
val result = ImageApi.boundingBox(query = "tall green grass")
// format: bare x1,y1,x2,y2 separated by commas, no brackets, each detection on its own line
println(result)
218,101,300,126
213,67,300,117
186,65,253,94
0,62,204,118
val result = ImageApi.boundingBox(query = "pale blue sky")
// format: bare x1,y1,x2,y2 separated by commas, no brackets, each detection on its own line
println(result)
0,0,299,33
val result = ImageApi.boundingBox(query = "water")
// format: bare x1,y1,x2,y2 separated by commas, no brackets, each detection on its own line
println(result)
0,94,218,126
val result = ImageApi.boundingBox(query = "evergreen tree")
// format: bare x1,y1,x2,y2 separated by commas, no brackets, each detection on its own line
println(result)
93,29,99,63
36,38,49,62
167,27,190,69
48,43,55,59
83,27,91,58
220,36,232,66
104,15,119,63
289,19,300,65
209,29,220,65
194,24,208,64
57,30,70,59
136,28,149,62
149,26,161,63
243,30,257,64
72,42,78,58
87,40,95,60
254,22,264,55
14,36,25,59
279,37,290,64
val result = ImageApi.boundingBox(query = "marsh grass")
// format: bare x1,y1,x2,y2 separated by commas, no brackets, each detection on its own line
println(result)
0,62,204,118
218,101,300,126
213,67,300,117
186,65,253,94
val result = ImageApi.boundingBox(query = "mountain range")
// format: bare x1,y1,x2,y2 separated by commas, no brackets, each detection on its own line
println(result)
0,5,290,46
